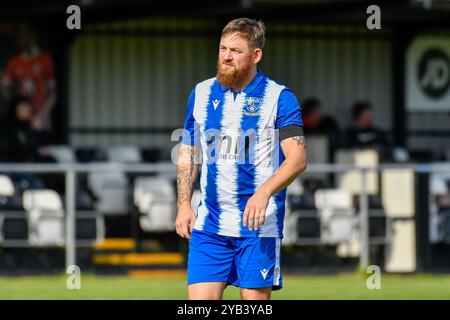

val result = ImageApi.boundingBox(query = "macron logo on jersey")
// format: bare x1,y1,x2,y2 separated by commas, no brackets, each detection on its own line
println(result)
212,99,220,109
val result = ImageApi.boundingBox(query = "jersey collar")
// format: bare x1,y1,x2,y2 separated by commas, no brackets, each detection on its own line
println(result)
242,69,265,95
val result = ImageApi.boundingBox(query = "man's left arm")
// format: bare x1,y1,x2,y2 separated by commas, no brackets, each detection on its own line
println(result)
243,133,307,231
243,87,307,231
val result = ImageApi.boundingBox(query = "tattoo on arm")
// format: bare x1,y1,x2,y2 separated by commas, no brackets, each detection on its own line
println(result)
177,145,199,206
291,136,306,148
176,167,189,205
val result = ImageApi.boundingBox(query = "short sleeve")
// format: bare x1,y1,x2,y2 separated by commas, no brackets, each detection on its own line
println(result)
275,89,303,129
181,88,200,146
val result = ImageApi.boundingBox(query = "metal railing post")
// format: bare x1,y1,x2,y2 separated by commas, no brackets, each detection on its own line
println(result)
65,168,77,269
359,167,370,270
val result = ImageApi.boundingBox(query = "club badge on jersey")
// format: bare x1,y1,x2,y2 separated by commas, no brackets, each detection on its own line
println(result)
243,96,262,116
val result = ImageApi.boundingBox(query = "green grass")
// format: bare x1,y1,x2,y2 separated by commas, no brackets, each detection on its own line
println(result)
1,273,450,299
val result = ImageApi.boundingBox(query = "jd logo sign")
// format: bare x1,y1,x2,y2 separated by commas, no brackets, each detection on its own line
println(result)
418,48,450,99
406,38,450,111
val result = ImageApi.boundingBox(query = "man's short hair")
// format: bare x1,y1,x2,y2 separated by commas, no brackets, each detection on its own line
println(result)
352,101,372,121
221,17,266,50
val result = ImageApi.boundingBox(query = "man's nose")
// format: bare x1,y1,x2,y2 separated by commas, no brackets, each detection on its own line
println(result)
223,49,232,61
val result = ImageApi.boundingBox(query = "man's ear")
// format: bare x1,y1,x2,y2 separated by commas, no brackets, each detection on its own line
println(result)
253,48,262,64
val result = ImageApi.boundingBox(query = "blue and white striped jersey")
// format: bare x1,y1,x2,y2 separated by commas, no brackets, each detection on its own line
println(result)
181,69,303,238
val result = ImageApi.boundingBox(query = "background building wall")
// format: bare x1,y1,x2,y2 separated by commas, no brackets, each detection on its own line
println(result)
68,19,393,148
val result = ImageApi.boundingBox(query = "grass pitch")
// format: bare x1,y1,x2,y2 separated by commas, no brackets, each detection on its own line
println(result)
1,272,450,299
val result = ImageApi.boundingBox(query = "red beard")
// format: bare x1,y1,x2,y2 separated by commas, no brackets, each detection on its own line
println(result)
216,57,252,89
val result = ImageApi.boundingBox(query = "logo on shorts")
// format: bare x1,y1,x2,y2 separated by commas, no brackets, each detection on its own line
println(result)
260,268,269,280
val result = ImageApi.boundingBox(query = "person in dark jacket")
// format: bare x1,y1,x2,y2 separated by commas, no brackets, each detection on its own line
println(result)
344,101,389,149
302,97,341,159
2,95,43,162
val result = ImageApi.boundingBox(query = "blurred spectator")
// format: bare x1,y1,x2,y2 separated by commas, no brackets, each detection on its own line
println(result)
344,101,389,149
1,23,57,132
1,95,43,162
303,98,322,133
302,97,341,153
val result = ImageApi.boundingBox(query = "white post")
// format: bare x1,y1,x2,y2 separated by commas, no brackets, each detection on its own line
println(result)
65,169,77,269
359,168,370,270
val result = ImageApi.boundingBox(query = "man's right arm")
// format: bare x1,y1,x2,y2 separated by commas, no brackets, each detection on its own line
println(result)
177,143,199,207
175,87,200,240
175,143,199,240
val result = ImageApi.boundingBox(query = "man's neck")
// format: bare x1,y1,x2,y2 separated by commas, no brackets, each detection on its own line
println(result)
231,67,258,93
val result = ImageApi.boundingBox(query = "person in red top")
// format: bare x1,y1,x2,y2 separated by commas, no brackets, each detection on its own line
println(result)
1,24,57,131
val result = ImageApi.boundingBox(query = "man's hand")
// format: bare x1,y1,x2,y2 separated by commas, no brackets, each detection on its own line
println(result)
243,189,271,231
175,203,196,240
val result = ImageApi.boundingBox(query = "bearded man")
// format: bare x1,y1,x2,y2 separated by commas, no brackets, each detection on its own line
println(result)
176,17,307,300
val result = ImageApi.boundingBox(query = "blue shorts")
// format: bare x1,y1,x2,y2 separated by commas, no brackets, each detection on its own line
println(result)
187,229,283,290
